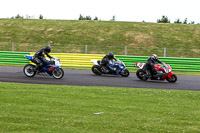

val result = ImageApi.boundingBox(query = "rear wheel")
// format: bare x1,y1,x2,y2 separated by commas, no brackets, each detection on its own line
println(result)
136,69,148,81
166,74,177,83
92,65,102,75
23,64,36,77
120,69,129,77
52,68,64,79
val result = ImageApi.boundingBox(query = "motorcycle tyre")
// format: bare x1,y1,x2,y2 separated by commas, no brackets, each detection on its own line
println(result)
92,65,102,75
136,69,148,81
52,68,64,79
120,69,129,77
23,64,36,77
166,74,177,83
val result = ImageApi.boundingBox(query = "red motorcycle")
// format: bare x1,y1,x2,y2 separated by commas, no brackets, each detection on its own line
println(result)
135,62,177,83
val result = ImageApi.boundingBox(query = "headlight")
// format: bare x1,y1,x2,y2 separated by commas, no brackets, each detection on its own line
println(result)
164,68,169,73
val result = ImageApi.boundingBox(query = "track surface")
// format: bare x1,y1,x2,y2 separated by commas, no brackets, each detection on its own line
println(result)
0,66,199,91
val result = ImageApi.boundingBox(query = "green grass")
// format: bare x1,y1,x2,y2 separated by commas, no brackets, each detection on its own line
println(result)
0,82,200,132
0,19,200,57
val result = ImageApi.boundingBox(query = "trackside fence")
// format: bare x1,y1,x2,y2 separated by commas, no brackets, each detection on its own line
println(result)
0,51,200,71
0,51,30,65
115,55,200,72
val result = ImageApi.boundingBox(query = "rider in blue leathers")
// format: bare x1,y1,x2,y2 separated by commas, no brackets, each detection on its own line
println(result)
100,52,117,73
33,46,53,71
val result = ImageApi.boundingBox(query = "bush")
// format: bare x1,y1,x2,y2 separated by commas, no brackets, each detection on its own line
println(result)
79,14,92,20
174,19,182,24
157,15,170,23
39,14,43,19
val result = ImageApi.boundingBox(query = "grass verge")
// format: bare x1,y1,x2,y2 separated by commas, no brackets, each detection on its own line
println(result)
0,82,200,132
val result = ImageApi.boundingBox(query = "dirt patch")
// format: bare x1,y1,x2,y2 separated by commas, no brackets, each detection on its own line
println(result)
46,28,54,32
99,38,105,41
71,30,77,32
124,32,135,37
19,43,29,47
57,29,64,32
128,43,137,46
135,34,153,43
192,49,200,53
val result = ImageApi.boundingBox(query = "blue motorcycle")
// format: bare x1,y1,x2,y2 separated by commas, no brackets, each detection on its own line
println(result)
91,59,129,77
23,55,64,79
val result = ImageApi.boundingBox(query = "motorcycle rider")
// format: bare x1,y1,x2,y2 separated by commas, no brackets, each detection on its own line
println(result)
33,45,53,72
145,54,165,78
101,52,118,73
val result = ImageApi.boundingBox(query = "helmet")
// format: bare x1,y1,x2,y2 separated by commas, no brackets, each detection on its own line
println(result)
107,52,114,59
151,54,158,60
44,45,51,53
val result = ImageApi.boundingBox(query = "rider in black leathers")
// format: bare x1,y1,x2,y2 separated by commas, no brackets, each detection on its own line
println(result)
145,54,164,78
101,52,117,73
33,45,53,71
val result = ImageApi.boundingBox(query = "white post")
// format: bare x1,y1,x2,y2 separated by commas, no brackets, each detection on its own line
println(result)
125,46,127,55
164,47,166,57
85,45,88,54
12,42,14,52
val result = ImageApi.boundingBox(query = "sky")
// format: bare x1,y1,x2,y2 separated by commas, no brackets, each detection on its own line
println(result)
0,0,200,23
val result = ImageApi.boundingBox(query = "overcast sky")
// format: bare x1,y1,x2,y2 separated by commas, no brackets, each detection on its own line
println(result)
1,0,200,23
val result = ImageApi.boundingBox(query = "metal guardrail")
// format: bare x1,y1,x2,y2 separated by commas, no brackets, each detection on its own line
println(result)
0,51,30,65
0,51,200,71
116,55,200,71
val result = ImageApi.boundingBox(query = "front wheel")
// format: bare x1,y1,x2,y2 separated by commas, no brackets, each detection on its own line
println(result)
120,69,129,77
23,64,36,77
166,74,177,83
136,69,148,81
52,68,64,79
92,65,102,75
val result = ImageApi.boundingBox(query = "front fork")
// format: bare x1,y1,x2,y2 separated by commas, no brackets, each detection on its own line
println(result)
167,72,174,79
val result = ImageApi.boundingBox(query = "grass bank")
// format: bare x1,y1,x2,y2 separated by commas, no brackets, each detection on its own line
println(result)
0,19,200,57
0,83,200,132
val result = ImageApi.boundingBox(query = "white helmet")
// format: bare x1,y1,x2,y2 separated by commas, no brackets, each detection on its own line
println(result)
151,54,158,60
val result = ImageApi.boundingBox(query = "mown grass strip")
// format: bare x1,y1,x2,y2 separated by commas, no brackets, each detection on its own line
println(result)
0,83,199,132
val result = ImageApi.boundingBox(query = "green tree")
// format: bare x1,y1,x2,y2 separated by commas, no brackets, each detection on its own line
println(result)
183,18,187,24
15,14,24,19
111,16,115,21
39,14,44,19
79,14,84,20
174,19,182,24
94,16,98,20
85,16,91,20
157,15,170,23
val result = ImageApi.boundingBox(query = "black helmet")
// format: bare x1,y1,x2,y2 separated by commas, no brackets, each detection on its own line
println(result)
44,45,51,53
107,52,114,59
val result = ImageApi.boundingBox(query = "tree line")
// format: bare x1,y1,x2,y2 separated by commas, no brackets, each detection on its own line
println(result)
10,14,198,24
157,15,195,24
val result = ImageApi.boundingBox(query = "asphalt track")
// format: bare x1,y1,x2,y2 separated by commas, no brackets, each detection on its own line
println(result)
0,66,199,91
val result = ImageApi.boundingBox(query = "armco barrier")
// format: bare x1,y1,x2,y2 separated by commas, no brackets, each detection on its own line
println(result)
0,51,200,71
115,55,200,71
0,51,30,65
30,52,104,67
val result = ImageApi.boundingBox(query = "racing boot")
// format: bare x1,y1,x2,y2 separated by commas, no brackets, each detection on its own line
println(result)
152,70,161,79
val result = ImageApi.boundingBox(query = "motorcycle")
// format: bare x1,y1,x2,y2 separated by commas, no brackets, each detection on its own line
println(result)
23,55,64,79
135,62,177,83
91,59,129,77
